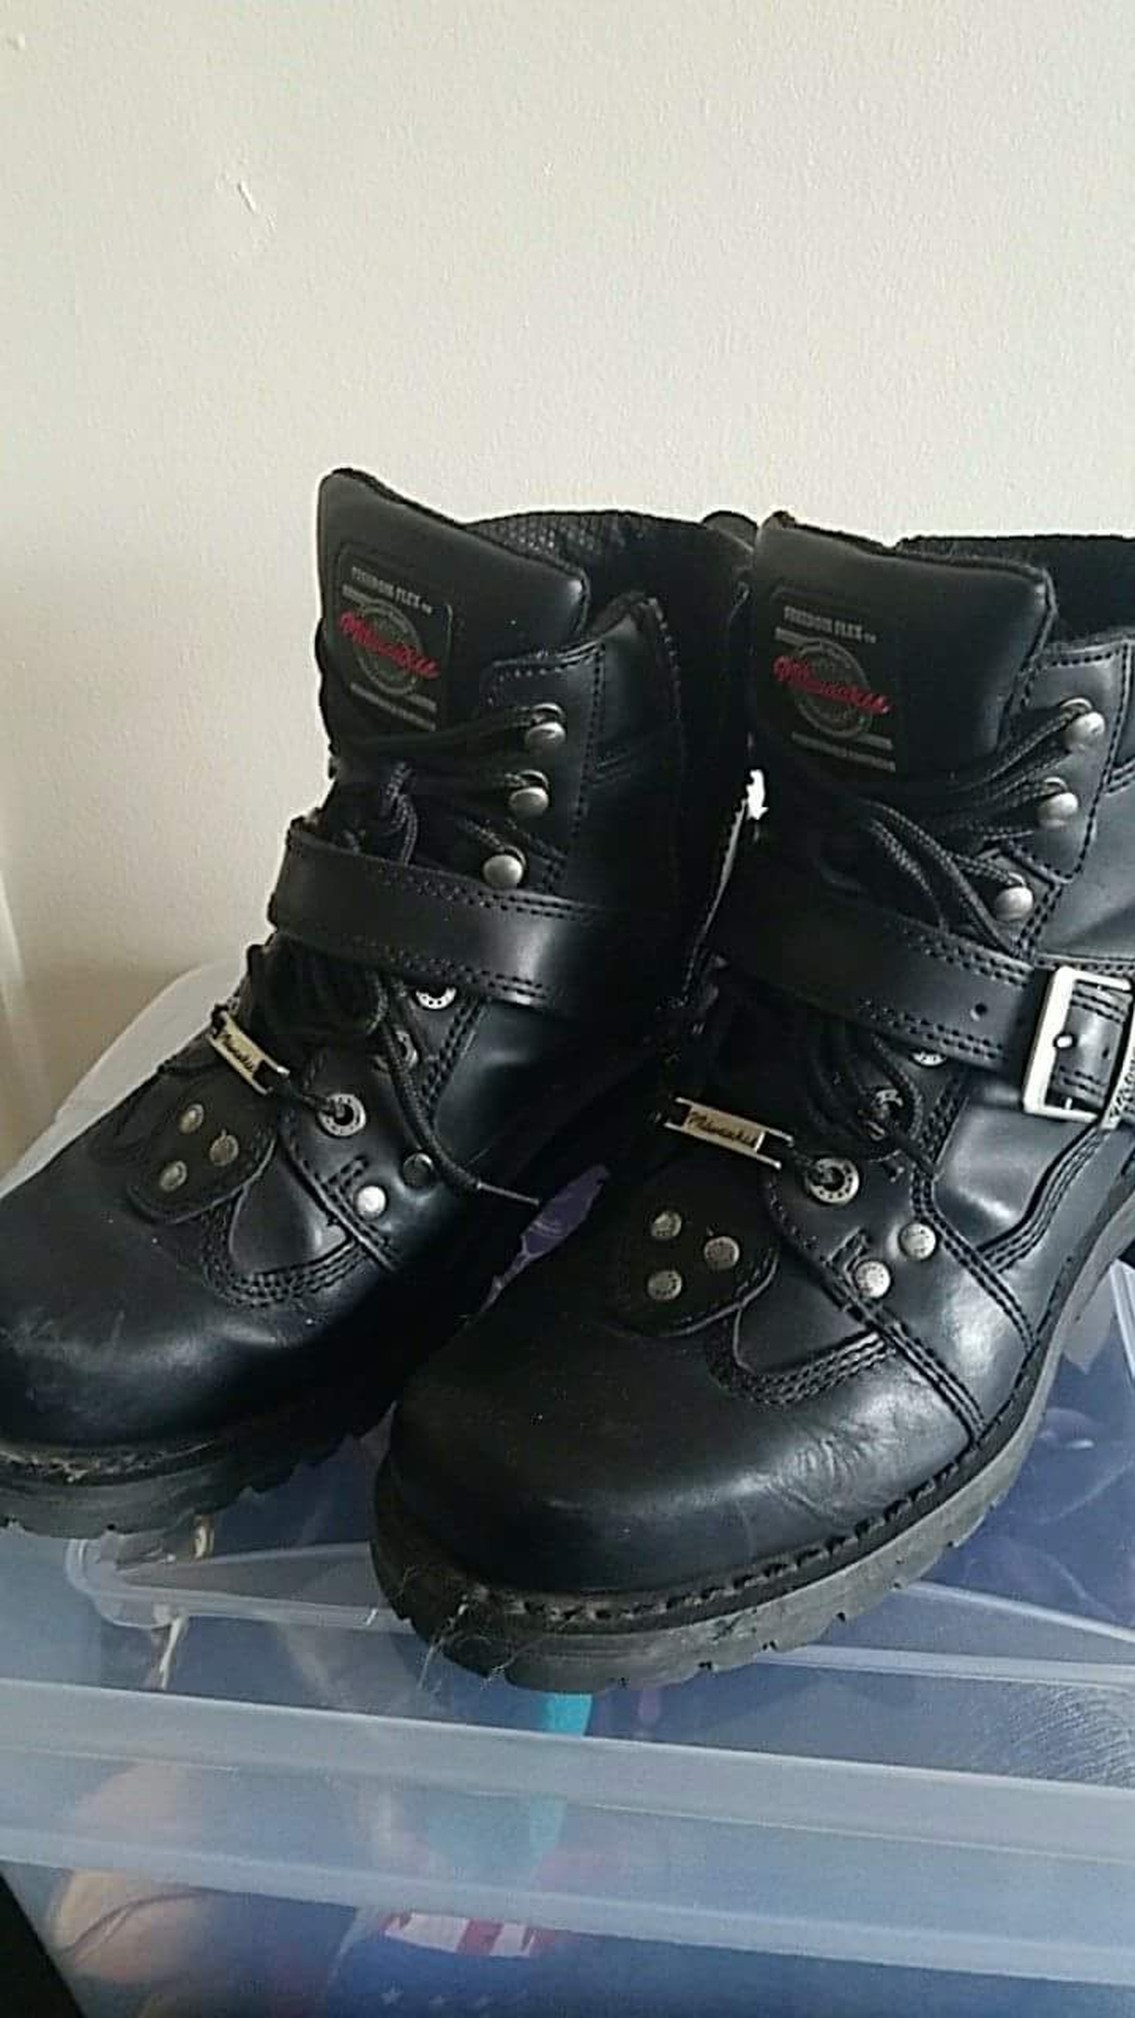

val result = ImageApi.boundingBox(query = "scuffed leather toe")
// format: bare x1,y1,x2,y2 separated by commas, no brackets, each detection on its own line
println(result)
0,1139,319,1448
390,1249,969,1596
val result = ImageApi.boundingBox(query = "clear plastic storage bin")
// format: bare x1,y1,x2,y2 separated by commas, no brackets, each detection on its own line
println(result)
4,970,1135,2017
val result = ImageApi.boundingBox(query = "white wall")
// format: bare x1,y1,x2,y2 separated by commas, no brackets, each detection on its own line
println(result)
3,0,1134,1163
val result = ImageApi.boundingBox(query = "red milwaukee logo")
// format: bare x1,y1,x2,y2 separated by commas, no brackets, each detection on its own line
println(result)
338,608,440,680
772,653,891,717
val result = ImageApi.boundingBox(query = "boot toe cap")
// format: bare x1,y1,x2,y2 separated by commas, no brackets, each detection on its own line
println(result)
0,1151,266,1447
388,1269,969,1600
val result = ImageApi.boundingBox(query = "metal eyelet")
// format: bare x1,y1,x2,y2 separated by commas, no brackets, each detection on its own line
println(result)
319,1093,367,1138
1061,698,1106,751
650,1209,683,1241
1036,779,1080,829
393,1028,419,1071
863,1088,903,1139
178,1103,205,1135
208,1132,240,1168
402,1152,436,1189
482,850,526,890
157,1160,188,1193
508,773,550,820
647,1268,684,1302
414,987,458,1012
523,705,567,754
802,1156,860,1206
993,881,1034,924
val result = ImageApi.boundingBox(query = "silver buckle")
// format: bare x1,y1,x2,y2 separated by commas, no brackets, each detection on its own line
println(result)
1022,965,1135,1128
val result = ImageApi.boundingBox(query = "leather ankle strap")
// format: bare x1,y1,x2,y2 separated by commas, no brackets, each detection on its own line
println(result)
713,854,1135,1127
269,821,669,1030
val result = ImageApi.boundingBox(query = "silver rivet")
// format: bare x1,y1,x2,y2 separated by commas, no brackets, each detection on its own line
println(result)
508,776,550,820
319,1093,368,1138
650,1209,683,1241
414,986,458,1011
852,1258,892,1300
178,1103,205,1135
523,708,567,754
356,1183,388,1219
1036,782,1080,829
899,1221,938,1261
803,1156,861,1206
993,882,1035,924
1062,700,1106,751
402,1152,436,1189
482,850,526,891
647,1267,684,1302
912,1051,944,1068
158,1159,188,1193
394,1029,419,1070
208,1131,240,1169
703,1234,741,1271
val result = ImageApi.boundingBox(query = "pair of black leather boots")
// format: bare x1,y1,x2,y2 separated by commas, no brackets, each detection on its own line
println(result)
5,468,1135,1693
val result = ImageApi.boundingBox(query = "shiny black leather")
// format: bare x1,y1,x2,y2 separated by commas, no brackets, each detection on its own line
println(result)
713,864,1135,1118
0,472,746,1526
268,813,671,1025
381,514,1135,1669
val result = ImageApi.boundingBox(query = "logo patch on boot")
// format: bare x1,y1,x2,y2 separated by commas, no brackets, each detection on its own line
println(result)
766,592,903,773
335,547,454,731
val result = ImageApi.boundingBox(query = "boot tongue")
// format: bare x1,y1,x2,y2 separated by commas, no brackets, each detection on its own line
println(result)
750,514,1054,781
316,469,588,745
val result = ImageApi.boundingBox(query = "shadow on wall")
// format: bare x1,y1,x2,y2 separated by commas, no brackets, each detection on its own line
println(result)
0,1081,27,1176
0,536,320,1174
0,992,41,1172
3,960,180,1169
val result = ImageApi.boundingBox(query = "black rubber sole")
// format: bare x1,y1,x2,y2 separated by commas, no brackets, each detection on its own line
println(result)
0,1374,383,1539
370,1210,1135,1693
0,1067,650,1539
0,1229,519,1539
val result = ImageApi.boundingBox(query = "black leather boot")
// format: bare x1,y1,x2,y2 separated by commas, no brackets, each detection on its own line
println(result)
374,512,1135,1689
0,470,746,1534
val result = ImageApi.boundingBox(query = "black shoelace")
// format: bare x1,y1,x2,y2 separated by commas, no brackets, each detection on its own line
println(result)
702,697,1092,1176
219,702,561,1205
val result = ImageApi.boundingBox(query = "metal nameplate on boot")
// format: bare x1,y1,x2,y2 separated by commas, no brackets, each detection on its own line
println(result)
663,1097,793,1168
208,1010,290,1097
